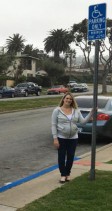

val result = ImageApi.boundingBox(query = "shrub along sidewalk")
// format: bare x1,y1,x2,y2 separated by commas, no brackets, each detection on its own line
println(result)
17,170,112,211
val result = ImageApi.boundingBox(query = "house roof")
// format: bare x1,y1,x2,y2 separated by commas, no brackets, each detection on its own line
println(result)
16,54,40,60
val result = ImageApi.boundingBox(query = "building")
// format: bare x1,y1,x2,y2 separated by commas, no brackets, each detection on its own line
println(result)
7,52,39,78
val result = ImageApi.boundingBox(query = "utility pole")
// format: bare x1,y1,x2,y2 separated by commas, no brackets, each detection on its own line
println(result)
66,49,76,83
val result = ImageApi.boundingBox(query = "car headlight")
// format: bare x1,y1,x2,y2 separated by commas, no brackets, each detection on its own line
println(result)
20,89,25,93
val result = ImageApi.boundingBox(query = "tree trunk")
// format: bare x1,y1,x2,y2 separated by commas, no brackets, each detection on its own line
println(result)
102,75,107,94
54,51,59,61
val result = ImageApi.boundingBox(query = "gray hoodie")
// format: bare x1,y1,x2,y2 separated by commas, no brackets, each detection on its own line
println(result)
52,107,92,139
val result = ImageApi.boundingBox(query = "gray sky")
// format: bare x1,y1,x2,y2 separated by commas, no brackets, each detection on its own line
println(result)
0,0,112,51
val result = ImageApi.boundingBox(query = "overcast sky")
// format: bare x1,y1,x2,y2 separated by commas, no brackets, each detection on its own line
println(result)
0,0,112,51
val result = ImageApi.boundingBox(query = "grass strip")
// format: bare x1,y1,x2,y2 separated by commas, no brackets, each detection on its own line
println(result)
106,160,112,164
0,97,62,113
17,171,112,211
0,92,112,113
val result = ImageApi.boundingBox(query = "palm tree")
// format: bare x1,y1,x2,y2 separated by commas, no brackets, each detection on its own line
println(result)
44,29,72,61
23,44,34,55
6,33,26,54
23,44,46,59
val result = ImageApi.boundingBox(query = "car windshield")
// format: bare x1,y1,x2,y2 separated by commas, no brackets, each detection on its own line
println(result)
16,84,26,87
52,85,62,88
76,98,108,109
75,84,83,87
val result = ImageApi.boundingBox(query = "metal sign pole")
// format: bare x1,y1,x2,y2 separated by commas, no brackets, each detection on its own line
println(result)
90,40,99,180
88,2,106,181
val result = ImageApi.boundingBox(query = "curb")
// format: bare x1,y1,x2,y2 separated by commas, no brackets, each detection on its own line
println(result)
79,143,112,159
0,157,81,193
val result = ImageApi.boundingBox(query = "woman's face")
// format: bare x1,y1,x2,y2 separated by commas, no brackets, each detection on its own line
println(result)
63,95,73,106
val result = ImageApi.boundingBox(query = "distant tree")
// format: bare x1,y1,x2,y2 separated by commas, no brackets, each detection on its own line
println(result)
13,59,24,83
71,18,112,94
6,33,26,54
43,58,65,85
0,53,14,74
23,44,34,55
44,29,72,61
23,44,48,62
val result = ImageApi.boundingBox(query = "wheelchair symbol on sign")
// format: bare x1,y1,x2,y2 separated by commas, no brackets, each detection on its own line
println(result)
92,6,103,18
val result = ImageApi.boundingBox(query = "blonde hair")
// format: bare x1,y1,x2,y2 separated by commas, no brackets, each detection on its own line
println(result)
59,92,78,109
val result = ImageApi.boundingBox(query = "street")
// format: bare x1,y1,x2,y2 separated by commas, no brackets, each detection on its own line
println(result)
0,84,111,102
0,107,111,187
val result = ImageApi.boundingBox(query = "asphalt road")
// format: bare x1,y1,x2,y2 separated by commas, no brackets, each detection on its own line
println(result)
0,84,111,102
0,107,111,187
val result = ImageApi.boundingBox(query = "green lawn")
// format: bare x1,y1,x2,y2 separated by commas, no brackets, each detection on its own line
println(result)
106,160,112,164
17,171,112,211
0,97,62,113
0,91,112,113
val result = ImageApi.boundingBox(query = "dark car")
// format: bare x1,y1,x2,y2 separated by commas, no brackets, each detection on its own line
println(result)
75,95,112,139
15,82,42,97
71,84,89,92
0,86,15,98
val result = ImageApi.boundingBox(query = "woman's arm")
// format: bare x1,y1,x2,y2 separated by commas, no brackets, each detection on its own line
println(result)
51,108,59,139
78,109,93,124
52,108,60,148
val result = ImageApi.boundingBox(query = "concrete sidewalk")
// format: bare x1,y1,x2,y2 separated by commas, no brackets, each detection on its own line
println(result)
0,143,112,211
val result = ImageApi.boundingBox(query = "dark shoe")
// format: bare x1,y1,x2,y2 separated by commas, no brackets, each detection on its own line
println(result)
59,180,66,184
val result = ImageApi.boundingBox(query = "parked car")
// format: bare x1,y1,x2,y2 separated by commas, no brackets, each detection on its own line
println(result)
71,84,89,92
0,86,15,98
67,81,77,87
75,95,112,139
15,82,42,97
47,85,69,95
80,83,88,88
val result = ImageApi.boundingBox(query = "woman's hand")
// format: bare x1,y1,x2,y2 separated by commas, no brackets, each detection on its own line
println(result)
53,138,60,149
90,107,98,120
91,107,98,115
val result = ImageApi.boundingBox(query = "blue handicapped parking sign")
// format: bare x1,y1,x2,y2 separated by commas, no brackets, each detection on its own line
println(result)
88,3,106,41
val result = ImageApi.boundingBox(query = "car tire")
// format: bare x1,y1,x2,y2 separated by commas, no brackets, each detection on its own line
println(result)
36,91,40,96
24,92,28,97
0,94,3,98
56,91,60,94
11,93,15,98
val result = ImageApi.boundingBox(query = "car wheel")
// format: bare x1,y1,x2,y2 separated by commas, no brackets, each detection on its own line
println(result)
36,91,40,96
11,93,15,98
0,94,3,98
56,91,60,94
24,92,28,97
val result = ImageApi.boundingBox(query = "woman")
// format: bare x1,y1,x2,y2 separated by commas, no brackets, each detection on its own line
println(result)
52,92,93,183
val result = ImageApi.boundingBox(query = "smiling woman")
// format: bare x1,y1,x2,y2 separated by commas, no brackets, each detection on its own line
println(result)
51,92,93,183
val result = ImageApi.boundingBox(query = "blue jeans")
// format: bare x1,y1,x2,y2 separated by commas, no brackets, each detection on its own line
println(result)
58,137,78,176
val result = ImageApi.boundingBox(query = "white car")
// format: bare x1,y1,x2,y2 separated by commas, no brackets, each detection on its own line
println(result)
67,81,77,87
80,83,88,89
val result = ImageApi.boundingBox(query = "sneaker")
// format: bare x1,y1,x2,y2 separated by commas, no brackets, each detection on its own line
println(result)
59,176,66,184
66,176,71,182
